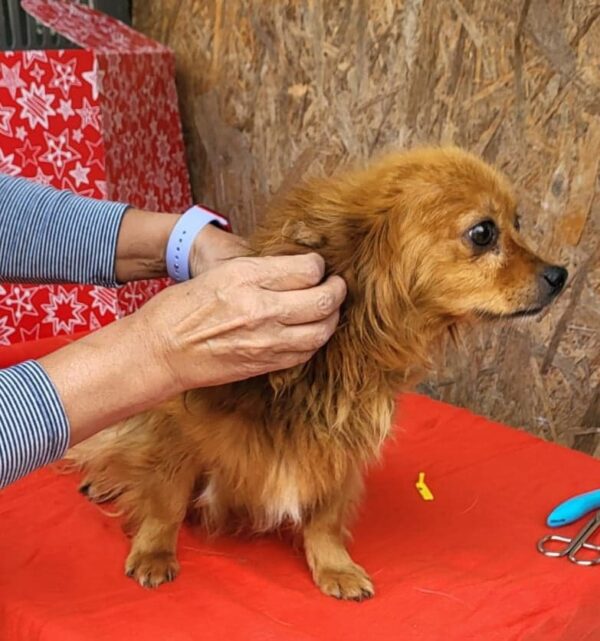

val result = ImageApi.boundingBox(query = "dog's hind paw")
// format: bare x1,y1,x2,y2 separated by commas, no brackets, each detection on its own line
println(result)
125,550,180,588
315,563,375,601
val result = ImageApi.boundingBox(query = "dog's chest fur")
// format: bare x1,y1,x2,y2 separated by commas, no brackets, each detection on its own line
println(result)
197,460,303,530
183,379,396,532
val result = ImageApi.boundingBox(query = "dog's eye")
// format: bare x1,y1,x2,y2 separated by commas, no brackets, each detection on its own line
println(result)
468,220,497,248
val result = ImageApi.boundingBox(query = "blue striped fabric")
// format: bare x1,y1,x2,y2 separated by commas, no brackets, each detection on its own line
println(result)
0,174,128,286
0,175,130,488
0,361,69,488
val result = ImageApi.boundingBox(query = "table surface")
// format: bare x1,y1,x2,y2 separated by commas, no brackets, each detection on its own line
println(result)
1,389,599,641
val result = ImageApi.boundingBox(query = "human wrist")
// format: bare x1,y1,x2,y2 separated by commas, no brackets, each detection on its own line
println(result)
166,206,229,281
127,308,186,398
188,224,233,276
115,208,181,282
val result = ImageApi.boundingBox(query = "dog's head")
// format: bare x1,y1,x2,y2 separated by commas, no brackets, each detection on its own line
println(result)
259,147,566,320
255,147,567,373
363,147,568,322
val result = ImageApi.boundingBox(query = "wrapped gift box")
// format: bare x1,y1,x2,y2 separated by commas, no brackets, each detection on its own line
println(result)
0,0,192,345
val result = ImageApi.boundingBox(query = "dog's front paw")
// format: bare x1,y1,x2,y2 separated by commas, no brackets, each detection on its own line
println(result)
315,563,374,601
125,550,180,588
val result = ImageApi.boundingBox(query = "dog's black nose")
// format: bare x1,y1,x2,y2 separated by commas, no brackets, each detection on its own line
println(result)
542,265,568,296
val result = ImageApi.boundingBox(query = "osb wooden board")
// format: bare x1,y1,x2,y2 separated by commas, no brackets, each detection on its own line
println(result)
133,0,600,454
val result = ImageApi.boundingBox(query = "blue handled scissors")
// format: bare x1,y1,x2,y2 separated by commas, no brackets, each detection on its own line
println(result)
537,489,600,566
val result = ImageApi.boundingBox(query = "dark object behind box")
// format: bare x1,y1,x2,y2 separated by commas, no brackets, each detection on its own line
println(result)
0,0,131,50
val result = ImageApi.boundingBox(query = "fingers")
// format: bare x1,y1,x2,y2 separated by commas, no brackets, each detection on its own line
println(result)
263,350,316,373
219,309,340,365
275,310,341,352
235,310,340,357
273,275,347,325
250,253,326,291
253,317,337,374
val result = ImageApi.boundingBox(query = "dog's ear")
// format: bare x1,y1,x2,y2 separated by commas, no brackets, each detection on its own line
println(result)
251,219,328,259
281,220,326,249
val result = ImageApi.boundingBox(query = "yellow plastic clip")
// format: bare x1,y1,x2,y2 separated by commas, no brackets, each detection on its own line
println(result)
416,472,434,501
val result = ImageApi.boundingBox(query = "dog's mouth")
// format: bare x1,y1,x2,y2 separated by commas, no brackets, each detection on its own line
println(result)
475,306,544,320
504,306,544,319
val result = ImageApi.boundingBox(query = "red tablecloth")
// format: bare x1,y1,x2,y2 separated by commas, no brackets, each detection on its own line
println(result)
0,338,599,640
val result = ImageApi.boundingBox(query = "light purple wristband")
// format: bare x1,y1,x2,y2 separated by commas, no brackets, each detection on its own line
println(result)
166,205,229,282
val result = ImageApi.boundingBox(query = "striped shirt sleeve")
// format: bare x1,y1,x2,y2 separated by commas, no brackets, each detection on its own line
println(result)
0,174,129,286
0,175,131,487
0,361,69,489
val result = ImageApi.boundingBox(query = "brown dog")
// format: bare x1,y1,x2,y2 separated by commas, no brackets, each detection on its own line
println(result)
70,147,567,600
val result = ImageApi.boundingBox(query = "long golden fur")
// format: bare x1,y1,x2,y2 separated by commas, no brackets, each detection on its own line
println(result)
69,147,566,600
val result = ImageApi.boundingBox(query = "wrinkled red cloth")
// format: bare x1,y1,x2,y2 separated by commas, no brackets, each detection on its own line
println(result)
0,337,599,640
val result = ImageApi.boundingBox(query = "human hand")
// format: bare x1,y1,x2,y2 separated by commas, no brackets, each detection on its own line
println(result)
136,253,346,393
189,224,249,275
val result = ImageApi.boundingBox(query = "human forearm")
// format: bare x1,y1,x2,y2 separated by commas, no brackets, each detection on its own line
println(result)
38,314,175,446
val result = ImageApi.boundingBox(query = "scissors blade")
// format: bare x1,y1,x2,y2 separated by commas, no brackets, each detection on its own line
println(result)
567,512,600,566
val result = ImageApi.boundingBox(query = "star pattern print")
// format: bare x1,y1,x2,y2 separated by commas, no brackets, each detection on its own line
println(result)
0,150,20,175
76,98,100,130
41,286,87,334
32,167,53,186
0,317,15,346
16,83,56,129
81,58,101,101
19,324,41,342
0,106,15,137
57,98,75,120
0,286,39,324
89,286,119,316
68,161,90,187
49,58,81,97
29,64,46,83
38,129,81,178
61,177,95,197
0,62,26,99
0,0,192,345
23,51,48,69
16,138,42,169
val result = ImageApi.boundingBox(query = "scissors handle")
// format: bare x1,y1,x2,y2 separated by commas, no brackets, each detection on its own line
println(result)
569,536,600,566
569,547,600,566
538,512,600,565
537,534,600,560
537,534,574,557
